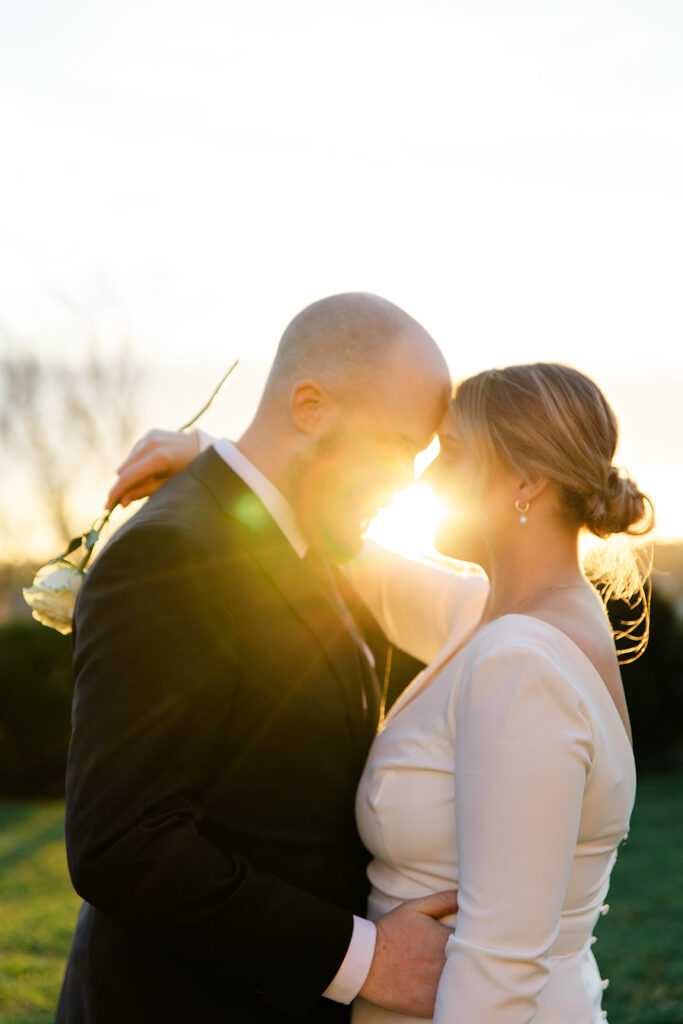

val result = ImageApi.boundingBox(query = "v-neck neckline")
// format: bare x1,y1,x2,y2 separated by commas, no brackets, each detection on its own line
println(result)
382,612,634,761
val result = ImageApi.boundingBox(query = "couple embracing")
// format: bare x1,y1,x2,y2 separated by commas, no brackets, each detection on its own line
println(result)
56,293,652,1023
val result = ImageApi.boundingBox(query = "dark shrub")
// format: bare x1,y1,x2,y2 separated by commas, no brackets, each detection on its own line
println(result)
612,588,683,773
0,620,73,797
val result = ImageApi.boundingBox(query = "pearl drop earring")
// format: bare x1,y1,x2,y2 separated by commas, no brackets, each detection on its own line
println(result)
515,499,530,524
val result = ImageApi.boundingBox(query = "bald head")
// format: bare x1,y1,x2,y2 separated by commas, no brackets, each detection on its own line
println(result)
261,292,445,405
238,292,451,559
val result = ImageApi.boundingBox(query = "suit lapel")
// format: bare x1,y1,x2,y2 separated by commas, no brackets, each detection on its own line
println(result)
189,450,379,753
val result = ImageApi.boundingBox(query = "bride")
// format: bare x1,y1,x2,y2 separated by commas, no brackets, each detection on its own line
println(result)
109,362,652,1022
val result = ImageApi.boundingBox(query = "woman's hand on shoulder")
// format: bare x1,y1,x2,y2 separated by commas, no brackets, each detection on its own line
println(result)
106,429,200,509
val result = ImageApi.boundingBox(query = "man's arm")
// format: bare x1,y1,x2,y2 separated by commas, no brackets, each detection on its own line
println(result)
66,519,354,1015
67,517,458,1017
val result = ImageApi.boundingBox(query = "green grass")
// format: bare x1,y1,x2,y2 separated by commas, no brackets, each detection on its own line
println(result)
1,774,682,1023
0,803,79,1024
597,769,683,1023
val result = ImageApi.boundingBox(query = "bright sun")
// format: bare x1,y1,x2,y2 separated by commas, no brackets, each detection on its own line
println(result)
364,483,447,556
364,438,447,556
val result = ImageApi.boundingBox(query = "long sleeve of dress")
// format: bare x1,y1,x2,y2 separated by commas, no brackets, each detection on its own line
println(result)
434,637,595,1024
346,541,489,665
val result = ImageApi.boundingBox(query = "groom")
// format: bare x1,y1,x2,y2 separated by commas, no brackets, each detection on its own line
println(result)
57,293,457,1023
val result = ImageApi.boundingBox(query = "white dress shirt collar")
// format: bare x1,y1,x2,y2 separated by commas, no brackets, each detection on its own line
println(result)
210,436,308,559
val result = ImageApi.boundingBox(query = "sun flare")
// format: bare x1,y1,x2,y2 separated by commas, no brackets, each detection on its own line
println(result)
364,482,447,557
364,438,446,556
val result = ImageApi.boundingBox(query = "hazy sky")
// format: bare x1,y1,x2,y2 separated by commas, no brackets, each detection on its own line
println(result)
1,0,682,546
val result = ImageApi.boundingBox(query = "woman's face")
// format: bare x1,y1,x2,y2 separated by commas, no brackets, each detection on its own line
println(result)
425,406,520,563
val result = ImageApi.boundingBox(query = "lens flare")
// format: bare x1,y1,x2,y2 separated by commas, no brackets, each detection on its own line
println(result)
364,483,447,556
414,435,441,478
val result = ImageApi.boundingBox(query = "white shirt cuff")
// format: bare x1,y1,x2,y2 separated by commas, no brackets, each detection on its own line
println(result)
322,916,377,1004
194,428,214,452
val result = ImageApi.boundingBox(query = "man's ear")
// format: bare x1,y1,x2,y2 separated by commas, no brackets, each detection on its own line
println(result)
290,380,331,435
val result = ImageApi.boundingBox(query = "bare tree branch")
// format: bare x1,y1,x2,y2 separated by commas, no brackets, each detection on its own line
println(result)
0,316,145,549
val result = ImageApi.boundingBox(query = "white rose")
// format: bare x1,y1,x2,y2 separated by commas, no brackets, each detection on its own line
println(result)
22,564,84,635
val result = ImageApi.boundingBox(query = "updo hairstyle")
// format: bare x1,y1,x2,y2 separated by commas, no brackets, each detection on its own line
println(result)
451,363,654,540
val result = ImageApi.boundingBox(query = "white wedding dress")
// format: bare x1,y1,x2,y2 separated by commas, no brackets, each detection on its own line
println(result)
346,544,635,1024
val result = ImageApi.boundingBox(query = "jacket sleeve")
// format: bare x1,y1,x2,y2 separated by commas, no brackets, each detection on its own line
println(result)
66,519,353,1015
434,641,595,1023
345,540,489,665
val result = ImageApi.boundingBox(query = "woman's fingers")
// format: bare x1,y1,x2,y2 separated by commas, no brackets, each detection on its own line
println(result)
107,471,165,509
106,431,200,508
115,429,181,473
117,479,168,507
106,453,169,508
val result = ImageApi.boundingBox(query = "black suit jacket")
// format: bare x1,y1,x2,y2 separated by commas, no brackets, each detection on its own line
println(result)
57,449,382,1023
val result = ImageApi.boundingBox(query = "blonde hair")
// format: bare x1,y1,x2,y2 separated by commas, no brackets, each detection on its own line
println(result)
452,363,655,660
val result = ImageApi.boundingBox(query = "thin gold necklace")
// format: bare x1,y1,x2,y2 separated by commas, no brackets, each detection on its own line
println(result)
494,581,588,619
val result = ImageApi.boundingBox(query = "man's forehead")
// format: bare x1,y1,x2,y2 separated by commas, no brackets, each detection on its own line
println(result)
350,340,450,446
381,380,449,449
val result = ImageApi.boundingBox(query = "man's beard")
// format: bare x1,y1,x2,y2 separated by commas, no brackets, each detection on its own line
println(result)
283,432,382,564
